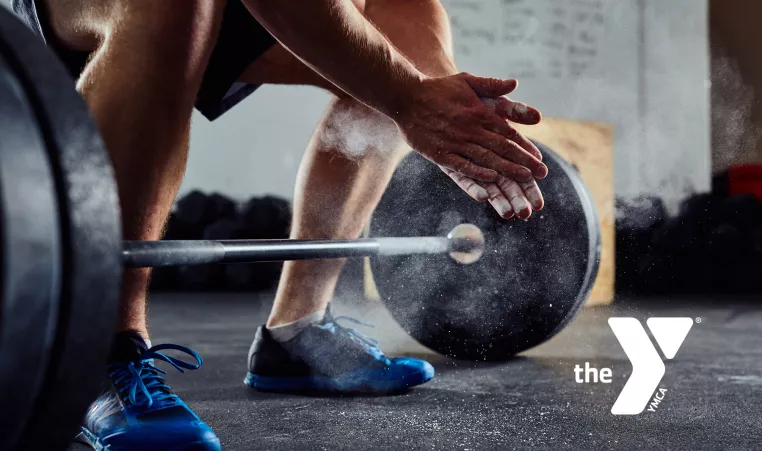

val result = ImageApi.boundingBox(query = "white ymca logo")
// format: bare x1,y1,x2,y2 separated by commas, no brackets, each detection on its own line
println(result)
608,317,693,415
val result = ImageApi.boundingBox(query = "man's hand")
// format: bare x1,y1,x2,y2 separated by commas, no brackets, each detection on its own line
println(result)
392,73,547,185
394,74,545,219
441,168,544,220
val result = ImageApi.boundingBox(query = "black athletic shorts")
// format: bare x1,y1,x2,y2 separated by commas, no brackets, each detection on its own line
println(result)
11,0,278,120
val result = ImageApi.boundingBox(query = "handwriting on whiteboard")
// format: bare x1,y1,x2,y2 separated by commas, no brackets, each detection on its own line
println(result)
444,0,606,80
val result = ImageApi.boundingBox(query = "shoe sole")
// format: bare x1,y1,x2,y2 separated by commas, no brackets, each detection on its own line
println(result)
244,367,434,394
78,427,221,451
168,442,223,451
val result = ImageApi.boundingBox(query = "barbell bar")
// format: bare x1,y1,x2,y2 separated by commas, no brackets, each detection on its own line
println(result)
122,224,487,267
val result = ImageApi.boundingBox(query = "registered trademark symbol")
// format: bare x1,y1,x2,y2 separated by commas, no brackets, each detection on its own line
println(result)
695,317,702,324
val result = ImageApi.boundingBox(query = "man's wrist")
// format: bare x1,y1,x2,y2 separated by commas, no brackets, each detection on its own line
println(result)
379,71,428,122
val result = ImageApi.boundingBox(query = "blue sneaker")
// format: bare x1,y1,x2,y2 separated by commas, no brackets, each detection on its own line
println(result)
79,332,221,451
245,310,434,393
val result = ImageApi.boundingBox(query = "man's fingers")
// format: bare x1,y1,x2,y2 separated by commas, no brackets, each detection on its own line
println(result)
482,120,547,174
440,166,489,202
498,177,533,219
494,96,542,125
480,96,542,126
463,74,518,98
438,154,499,183
468,131,546,179
460,144,534,183
520,178,544,211
481,183,515,219
441,160,537,219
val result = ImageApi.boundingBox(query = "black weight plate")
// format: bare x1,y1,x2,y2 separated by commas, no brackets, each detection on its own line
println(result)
0,8,122,451
0,51,61,450
370,143,600,361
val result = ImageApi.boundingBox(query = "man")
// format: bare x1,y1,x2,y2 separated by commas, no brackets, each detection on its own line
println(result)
13,0,547,449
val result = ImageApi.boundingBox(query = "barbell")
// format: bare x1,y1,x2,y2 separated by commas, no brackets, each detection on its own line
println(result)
0,7,600,451
122,223,486,267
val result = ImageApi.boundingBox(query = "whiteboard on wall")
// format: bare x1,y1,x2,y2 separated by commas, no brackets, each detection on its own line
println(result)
443,0,710,209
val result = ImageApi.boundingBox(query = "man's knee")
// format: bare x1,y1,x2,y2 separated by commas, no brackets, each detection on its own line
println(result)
317,98,407,160
93,0,223,84
47,0,221,48
112,0,223,46
53,0,223,53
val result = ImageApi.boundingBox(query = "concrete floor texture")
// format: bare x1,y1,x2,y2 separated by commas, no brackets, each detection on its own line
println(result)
85,293,762,450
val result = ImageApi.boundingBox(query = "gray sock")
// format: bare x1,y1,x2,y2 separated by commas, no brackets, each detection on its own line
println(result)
267,309,326,343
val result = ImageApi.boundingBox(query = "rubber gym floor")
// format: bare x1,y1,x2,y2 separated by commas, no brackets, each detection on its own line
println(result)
69,293,761,451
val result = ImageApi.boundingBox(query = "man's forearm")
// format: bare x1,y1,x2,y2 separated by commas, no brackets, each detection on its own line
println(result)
244,0,425,118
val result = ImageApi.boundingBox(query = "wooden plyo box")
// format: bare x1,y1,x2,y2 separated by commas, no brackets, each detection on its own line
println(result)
364,118,615,307
514,118,615,307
